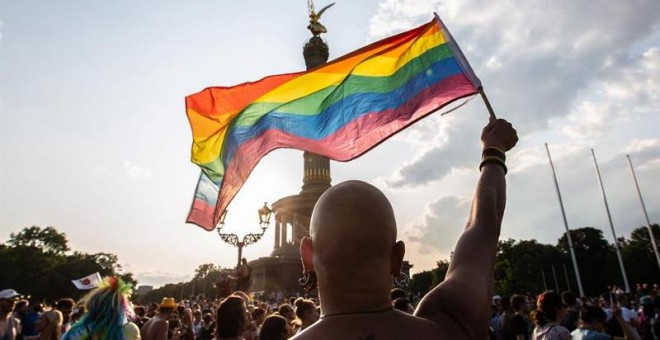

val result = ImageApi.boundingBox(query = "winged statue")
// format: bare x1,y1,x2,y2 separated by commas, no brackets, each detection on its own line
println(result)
307,1,335,36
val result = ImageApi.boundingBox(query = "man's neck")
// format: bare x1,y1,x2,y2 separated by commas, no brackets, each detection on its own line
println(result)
318,282,391,316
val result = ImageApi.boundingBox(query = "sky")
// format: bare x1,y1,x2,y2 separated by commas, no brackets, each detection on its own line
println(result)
1,0,659,288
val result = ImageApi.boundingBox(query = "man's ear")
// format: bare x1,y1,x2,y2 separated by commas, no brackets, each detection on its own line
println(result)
300,237,315,272
390,240,405,276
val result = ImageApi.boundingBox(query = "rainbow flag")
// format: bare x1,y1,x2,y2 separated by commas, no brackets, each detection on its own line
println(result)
186,14,481,230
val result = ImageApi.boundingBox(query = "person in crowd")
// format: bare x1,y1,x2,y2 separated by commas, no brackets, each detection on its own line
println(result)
259,315,292,340
390,288,407,302
493,295,505,329
166,308,181,340
133,305,149,330
572,305,640,340
192,309,203,339
177,306,194,340
618,294,640,338
216,274,233,300
21,300,44,338
561,291,580,332
637,296,659,340
215,296,248,340
146,303,158,319
510,294,531,340
293,118,518,339
495,296,513,340
532,291,570,340
11,299,28,338
141,297,177,340
62,276,140,340
251,308,266,338
293,299,318,334
392,297,414,315
55,298,75,336
24,310,62,340
277,305,295,328
232,259,252,294
197,313,215,340
0,289,22,340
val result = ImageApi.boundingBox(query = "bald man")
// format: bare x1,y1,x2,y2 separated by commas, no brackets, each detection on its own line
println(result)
293,118,518,339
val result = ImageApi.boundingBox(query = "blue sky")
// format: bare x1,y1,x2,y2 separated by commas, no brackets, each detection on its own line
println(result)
1,0,659,287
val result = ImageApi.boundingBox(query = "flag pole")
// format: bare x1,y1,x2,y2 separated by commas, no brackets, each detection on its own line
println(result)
541,269,548,291
626,154,660,271
562,263,572,292
551,265,560,291
545,143,585,297
590,149,631,293
478,87,497,120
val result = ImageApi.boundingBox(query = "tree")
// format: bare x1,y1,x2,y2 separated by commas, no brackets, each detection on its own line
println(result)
194,263,219,280
494,239,567,297
8,226,70,255
558,227,616,296
409,271,433,297
620,224,660,285
431,260,450,287
2,226,135,301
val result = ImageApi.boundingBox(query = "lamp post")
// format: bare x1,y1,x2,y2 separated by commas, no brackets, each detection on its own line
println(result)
216,202,273,268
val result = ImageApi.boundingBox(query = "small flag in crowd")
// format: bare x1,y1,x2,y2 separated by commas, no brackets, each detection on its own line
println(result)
185,13,481,230
71,272,102,290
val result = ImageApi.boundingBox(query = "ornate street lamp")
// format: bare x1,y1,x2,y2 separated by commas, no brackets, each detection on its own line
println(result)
217,202,272,268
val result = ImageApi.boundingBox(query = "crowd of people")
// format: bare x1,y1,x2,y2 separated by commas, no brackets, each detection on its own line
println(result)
3,282,660,340
2,119,659,339
489,286,660,340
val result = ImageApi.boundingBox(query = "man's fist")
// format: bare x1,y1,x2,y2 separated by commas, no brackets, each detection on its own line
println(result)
481,118,518,152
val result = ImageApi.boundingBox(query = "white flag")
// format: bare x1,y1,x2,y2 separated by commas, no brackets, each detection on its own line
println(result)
71,272,102,290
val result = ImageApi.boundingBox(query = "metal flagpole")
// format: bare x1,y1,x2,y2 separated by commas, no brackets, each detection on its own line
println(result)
590,149,631,293
541,269,548,291
552,265,560,291
545,143,585,297
563,264,572,292
626,154,660,271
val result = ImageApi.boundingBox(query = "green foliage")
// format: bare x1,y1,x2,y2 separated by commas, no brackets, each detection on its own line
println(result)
619,224,660,285
557,227,617,296
408,271,433,296
494,239,568,297
1,225,136,301
8,225,70,255
431,260,450,287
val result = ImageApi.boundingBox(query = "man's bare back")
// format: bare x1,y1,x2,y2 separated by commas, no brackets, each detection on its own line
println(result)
140,315,168,340
293,309,460,339
293,118,518,339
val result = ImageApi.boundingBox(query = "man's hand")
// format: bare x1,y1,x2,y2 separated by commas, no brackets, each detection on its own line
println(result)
481,118,518,152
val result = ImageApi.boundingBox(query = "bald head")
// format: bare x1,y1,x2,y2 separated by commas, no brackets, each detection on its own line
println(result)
310,180,397,266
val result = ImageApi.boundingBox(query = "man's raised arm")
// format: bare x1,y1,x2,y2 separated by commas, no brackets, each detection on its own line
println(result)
415,118,518,338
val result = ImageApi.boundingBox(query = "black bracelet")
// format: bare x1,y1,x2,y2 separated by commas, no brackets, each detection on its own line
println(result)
479,157,508,175
482,147,506,162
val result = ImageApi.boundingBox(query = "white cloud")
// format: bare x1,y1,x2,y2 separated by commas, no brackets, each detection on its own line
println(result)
368,0,660,191
123,160,153,179
403,195,470,255
135,270,192,288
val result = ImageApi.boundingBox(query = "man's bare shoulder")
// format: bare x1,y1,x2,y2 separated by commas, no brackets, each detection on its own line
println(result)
292,310,464,340
140,317,167,339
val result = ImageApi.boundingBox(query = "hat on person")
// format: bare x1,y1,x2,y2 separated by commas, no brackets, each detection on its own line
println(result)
160,297,177,309
640,295,653,305
0,289,22,300
492,295,502,303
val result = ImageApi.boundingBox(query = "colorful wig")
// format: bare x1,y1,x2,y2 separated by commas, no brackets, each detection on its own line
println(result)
63,276,135,340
